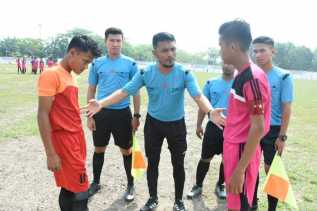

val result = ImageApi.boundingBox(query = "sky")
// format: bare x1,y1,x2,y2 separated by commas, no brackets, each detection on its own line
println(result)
1,0,316,52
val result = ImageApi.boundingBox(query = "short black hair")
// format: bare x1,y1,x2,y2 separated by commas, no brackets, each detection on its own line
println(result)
252,36,274,47
152,32,176,49
67,35,101,58
105,27,123,39
219,19,252,52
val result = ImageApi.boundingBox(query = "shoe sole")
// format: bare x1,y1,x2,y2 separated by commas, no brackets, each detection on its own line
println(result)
124,196,135,202
216,196,226,200
187,191,202,199
140,206,157,211
214,189,226,200
214,193,226,200
140,203,158,211
88,187,101,198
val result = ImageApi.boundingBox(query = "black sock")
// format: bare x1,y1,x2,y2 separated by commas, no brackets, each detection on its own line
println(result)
268,194,278,211
196,160,210,187
59,188,73,211
93,152,105,184
123,154,134,186
217,162,225,186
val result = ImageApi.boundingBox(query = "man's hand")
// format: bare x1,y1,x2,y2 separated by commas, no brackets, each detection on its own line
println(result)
196,126,204,139
81,99,102,118
47,153,61,172
87,117,96,131
131,117,140,133
209,108,226,129
275,138,285,155
228,167,245,195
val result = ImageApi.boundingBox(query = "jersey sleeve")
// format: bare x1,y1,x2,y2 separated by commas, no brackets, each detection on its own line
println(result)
281,74,294,103
202,81,211,102
37,71,59,96
122,70,144,96
88,61,98,86
129,61,139,80
243,79,266,115
185,71,202,97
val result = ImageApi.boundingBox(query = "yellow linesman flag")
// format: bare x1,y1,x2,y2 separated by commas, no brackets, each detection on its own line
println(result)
131,136,147,180
263,153,298,210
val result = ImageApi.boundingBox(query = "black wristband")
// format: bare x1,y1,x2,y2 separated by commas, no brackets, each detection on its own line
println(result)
207,109,212,119
133,113,141,118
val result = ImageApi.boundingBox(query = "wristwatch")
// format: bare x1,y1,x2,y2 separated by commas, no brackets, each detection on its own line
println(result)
133,113,141,119
278,134,287,142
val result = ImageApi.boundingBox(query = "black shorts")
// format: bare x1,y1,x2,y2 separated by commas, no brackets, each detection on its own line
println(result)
201,121,224,159
144,114,187,158
92,107,132,149
260,126,281,165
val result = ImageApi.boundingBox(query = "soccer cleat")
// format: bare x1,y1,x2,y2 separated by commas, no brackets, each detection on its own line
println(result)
187,185,202,199
124,185,135,202
140,197,158,211
88,182,101,198
173,200,186,211
215,183,226,199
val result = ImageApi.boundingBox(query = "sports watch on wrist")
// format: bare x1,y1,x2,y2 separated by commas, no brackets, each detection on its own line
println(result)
278,134,287,142
133,113,141,119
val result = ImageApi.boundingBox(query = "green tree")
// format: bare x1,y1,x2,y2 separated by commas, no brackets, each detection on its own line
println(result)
44,33,69,59
0,38,19,56
133,44,153,61
274,42,314,70
17,38,45,57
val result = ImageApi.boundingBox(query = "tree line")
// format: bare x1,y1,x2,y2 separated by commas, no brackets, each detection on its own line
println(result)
1,28,316,71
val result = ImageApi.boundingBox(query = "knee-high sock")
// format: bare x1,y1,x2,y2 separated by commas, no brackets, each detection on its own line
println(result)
92,152,105,184
196,160,210,187
123,154,134,186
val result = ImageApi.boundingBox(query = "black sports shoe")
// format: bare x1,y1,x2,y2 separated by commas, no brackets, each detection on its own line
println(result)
140,197,158,211
187,185,202,199
173,200,186,211
124,185,135,202
215,183,226,199
88,182,101,198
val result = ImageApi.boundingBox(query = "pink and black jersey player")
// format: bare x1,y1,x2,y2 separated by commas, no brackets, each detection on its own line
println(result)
16,58,22,74
218,20,271,211
47,58,54,67
39,58,45,73
32,58,39,74
21,58,27,74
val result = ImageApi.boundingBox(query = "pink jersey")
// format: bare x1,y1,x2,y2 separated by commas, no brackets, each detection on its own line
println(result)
22,60,27,68
47,60,54,67
32,60,39,69
224,63,271,144
40,61,45,69
16,59,21,67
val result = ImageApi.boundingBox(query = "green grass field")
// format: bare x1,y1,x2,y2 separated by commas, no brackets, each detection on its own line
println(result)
0,64,316,210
